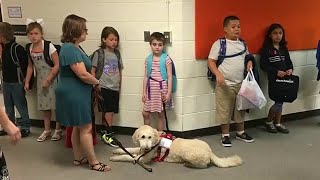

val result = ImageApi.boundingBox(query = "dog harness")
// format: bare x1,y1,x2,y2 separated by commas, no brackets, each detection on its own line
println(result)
153,133,175,162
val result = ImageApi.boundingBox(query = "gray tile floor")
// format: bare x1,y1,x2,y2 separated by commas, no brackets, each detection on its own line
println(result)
0,94,319,180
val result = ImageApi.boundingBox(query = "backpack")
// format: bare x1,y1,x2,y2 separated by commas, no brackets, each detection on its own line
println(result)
146,52,177,93
25,40,61,67
207,38,247,81
10,42,34,87
90,48,121,79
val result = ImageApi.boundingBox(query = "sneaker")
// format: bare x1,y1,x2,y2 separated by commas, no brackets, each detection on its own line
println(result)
236,132,254,143
221,136,232,147
275,124,290,134
101,134,119,147
100,130,114,136
21,129,30,138
0,130,7,136
264,123,277,133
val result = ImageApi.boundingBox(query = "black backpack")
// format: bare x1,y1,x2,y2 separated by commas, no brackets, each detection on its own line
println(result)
25,40,61,67
90,48,121,79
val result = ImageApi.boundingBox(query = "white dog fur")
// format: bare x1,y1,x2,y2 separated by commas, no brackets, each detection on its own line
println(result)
110,125,243,168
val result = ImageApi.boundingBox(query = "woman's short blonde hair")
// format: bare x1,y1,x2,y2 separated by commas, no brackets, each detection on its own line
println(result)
0,22,14,41
61,14,87,43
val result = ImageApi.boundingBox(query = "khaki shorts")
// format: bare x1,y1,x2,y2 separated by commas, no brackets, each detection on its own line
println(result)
215,83,245,124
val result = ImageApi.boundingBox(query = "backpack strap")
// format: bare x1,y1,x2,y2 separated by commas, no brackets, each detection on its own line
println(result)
217,38,227,66
43,40,54,67
159,52,168,82
95,48,105,79
217,38,247,66
10,42,24,84
25,43,33,64
114,49,122,70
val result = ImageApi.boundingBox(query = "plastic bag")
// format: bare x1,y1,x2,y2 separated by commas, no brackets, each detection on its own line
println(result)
237,70,267,110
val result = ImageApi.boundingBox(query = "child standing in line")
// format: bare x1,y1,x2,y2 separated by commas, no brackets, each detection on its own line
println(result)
24,20,62,142
142,32,173,133
260,23,292,134
91,26,123,147
0,22,31,137
208,16,254,147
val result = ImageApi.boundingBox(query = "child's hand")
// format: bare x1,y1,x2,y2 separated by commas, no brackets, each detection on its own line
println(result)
277,71,287,78
142,93,147,103
216,73,226,86
246,61,253,71
24,83,30,92
163,93,171,103
286,69,293,75
42,80,50,88
4,123,21,145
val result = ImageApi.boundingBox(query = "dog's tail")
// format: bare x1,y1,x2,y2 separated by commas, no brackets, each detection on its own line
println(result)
210,153,243,168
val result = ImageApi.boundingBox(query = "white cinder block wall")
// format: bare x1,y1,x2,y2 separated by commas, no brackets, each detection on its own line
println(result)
1,0,319,132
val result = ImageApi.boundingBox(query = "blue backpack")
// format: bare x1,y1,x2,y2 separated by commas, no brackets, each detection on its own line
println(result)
207,38,247,81
147,52,177,93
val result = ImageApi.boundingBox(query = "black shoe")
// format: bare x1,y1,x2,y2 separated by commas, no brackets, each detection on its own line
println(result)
20,129,30,137
221,136,232,147
264,123,277,133
236,132,254,143
0,130,7,136
275,124,290,134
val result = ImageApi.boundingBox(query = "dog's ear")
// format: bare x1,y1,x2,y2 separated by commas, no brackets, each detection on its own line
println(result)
152,128,160,145
132,128,140,145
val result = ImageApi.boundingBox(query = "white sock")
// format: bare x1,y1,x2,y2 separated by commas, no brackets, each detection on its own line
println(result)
237,130,244,135
266,121,273,125
274,124,281,127
222,134,230,137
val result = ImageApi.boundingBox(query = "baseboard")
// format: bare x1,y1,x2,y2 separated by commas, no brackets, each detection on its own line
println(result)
30,109,320,138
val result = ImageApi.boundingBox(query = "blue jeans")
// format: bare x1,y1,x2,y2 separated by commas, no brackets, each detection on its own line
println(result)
2,82,30,130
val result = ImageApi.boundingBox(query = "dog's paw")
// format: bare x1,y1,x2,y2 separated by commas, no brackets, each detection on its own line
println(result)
112,148,124,154
109,156,117,161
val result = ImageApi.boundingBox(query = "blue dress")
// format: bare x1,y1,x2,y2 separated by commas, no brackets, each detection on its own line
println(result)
55,43,92,126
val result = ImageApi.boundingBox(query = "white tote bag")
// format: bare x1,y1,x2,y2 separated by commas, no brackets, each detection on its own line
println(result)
237,70,267,110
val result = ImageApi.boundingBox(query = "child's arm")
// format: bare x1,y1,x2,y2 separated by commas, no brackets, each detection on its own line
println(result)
208,40,225,85
284,47,293,75
165,62,172,102
24,57,34,91
0,107,21,144
142,65,148,103
91,51,98,77
91,67,97,77
119,69,122,90
260,48,281,77
208,59,225,86
43,51,59,88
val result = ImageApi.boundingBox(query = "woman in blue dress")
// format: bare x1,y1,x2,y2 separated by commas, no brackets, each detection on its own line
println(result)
56,14,111,172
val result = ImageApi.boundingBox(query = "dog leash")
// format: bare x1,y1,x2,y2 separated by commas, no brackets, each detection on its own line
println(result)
160,90,170,131
93,89,153,172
